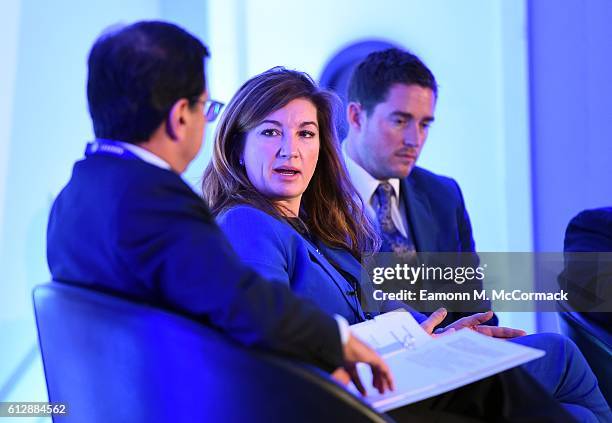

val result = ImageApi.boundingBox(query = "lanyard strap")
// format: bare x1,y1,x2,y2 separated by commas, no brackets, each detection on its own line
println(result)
84,139,140,161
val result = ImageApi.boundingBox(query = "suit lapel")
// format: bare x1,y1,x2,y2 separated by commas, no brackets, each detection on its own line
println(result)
322,246,381,317
401,176,439,252
306,241,365,319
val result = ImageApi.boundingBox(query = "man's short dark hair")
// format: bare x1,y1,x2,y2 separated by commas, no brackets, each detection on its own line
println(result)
347,48,437,115
87,21,209,143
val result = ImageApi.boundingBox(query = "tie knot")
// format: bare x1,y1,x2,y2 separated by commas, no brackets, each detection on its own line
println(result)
375,181,395,205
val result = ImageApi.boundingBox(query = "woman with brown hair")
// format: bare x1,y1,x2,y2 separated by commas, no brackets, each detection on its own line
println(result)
203,67,381,324
203,67,506,329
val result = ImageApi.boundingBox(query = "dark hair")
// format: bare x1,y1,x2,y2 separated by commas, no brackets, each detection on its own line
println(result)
203,67,379,257
87,21,209,143
347,48,437,115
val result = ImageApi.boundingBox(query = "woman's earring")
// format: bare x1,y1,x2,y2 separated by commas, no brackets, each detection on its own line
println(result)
239,158,244,166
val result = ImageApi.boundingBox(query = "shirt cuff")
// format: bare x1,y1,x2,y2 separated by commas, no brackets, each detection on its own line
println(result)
334,314,350,345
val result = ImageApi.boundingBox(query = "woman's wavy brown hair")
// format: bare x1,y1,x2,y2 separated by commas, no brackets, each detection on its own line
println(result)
202,67,379,257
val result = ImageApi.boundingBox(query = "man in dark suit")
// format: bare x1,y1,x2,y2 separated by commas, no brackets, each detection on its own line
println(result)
341,47,493,327
340,48,596,333
46,20,393,395
560,207,612,405
561,207,612,328
342,48,610,421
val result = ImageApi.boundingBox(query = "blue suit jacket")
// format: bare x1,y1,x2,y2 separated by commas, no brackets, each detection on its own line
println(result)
47,154,343,370
217,205,428,325
401,167,475,253
400,167,497,326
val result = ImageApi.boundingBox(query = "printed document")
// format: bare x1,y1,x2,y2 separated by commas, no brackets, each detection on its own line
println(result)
349,310,544,411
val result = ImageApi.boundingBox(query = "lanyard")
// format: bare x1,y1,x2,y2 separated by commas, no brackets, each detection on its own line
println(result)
84,139,140,161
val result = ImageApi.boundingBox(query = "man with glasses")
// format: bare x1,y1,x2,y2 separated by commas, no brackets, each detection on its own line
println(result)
47,20,393,395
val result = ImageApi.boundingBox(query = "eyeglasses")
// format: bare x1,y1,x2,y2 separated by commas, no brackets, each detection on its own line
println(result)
199,99,224,122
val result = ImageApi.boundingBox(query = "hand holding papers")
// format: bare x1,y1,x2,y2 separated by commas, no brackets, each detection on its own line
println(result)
349,310,544,412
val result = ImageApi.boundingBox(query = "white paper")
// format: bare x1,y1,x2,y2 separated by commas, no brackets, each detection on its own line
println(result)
349,312,545,412
350,309,431,355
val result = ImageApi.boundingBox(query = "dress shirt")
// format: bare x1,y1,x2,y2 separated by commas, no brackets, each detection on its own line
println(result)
342,142,410,238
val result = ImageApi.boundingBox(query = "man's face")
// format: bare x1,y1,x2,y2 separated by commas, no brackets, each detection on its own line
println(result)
355,83,436,180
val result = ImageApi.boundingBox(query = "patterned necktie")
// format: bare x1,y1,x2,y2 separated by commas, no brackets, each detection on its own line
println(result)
374,182,416,260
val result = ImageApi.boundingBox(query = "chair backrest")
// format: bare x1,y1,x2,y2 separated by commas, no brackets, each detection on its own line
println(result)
558,308,611,407
33,283,393,423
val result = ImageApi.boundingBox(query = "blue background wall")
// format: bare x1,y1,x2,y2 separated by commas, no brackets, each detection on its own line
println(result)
529,0,612,252
0,1,609,415
527,0,612,333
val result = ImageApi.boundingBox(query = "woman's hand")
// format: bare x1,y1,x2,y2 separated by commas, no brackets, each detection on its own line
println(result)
420,309,526,339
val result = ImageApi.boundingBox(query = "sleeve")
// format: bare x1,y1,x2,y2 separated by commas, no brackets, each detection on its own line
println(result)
221,209,355,347
115,188,343,371
217,207,292,286
452,179,476,253
451,179,498,326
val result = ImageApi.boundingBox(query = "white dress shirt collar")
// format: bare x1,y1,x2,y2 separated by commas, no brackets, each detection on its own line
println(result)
341,141,401,205
341,141,409,238
116,141,172,171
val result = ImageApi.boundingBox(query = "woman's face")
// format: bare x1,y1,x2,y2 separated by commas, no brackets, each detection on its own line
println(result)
242,98,320,215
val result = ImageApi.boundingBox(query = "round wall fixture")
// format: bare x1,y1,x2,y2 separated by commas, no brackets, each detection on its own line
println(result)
319,39,400,140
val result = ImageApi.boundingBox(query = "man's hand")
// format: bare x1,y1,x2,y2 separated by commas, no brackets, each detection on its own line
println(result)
342,333,395,395
421,309,526,339
331,367,351,386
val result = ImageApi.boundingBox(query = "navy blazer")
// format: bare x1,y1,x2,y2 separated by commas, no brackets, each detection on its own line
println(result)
400,166,497,326
217,205,428,325
401,167,475,253
47,154,343,370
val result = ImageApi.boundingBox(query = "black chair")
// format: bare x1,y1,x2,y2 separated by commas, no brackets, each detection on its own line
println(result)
558,302,611,406
33,283,394,423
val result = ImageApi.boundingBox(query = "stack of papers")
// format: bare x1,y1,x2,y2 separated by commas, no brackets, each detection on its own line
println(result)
349,311,544,412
